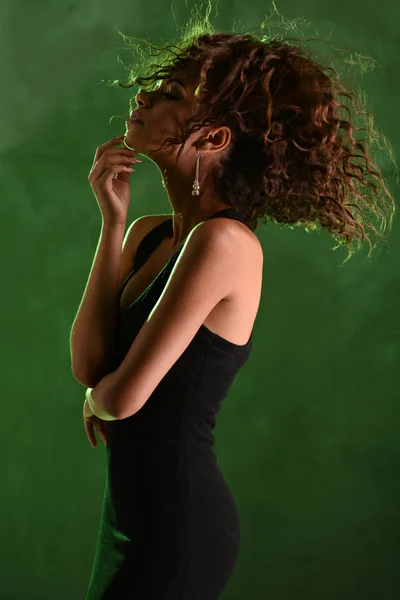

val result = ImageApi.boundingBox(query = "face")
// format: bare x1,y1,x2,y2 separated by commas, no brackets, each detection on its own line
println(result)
124,66,202,167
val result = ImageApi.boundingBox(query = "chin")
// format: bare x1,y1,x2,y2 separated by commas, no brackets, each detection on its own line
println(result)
122,136,136,151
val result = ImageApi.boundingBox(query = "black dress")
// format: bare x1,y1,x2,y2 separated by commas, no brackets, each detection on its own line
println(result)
85,208,254,599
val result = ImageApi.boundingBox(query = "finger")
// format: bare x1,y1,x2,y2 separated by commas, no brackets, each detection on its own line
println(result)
99,164,135,182
84,421,97,447
95,154,140,171
91,136,125,169
96,153,140,166
104,148,139,157
89,150,140,182
95,423,108,446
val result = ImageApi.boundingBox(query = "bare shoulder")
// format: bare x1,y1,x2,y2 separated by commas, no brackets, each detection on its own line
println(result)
198,216,262,257
193,218,263,292
191,217,262,306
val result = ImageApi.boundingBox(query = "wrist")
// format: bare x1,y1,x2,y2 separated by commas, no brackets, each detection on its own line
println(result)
85,377,120,421
101,218,127,229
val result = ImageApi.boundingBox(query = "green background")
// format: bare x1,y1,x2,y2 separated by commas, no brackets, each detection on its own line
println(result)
2,0,399,598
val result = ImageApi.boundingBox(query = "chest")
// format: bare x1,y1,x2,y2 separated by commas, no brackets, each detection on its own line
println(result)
119,237,181,311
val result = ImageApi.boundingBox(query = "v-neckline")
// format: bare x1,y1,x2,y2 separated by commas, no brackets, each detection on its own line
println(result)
119,218,185,312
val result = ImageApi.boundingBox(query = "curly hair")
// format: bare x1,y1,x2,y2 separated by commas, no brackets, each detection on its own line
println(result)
106,2,397,265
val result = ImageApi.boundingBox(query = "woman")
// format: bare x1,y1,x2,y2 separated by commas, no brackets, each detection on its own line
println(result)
79,11,395,600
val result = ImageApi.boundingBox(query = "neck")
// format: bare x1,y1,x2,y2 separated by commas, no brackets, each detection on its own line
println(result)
161,171,232,247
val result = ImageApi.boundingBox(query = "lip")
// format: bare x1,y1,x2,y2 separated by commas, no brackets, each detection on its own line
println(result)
126,119,144,126
130,111,144,123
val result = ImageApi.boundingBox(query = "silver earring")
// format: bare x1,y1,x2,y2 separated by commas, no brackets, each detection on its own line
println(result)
192,149,200,196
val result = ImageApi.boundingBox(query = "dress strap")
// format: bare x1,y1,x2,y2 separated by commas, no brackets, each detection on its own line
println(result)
119,219,171,300
133,219,172,269
204,208,254,232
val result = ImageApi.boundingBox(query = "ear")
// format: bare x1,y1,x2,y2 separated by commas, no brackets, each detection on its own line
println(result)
198,125,231,155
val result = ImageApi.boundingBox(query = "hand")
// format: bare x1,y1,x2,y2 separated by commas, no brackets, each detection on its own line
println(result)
88,135,142,225
83,396,109,447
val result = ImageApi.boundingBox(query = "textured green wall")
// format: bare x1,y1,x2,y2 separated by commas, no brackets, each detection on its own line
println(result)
2,0,399,598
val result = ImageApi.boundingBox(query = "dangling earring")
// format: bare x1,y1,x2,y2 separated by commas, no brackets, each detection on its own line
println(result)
192,149,201,196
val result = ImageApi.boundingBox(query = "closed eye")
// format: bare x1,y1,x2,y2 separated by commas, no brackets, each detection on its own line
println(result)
162,92,179,100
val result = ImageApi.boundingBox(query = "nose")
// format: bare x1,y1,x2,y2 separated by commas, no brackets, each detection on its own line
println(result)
135,88,149,106
130,94,145,118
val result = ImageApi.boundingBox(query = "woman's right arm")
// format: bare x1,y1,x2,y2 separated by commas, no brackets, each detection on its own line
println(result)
70,216,150,388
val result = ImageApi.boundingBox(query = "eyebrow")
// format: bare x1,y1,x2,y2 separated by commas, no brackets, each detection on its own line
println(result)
166,78,186,89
